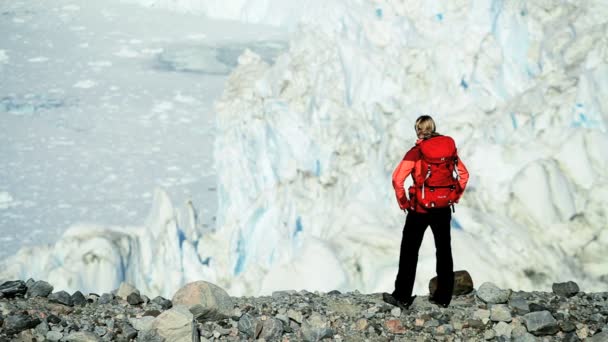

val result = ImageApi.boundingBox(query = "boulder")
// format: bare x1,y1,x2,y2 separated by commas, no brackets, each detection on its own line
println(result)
48,291,74,306
0,280,27,298
4,314,41,335
552,281,580,297
116,282,139,300
172,281,232,320
429,270,474,296
523,311,559,336
27,281,53,298
476,282,511,304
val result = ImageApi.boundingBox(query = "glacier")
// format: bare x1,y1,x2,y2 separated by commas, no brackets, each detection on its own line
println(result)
2,0,608,298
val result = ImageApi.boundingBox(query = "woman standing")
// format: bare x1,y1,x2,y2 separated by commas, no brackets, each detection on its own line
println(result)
383,115,469,309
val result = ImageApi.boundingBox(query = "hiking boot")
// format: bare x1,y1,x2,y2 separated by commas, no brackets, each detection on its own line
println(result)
382,292,416,310
428,295,449,308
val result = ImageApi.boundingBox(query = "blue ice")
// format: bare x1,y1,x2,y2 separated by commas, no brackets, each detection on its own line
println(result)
436,13,444,21
451,218,463,230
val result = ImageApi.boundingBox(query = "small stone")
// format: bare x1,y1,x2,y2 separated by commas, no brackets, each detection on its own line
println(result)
94,326,107,336
98,293,114,305
72,291,87,306
47,314,62,325
46,331,63,342
529,302,550,312
415,318,425,327
385,319,406,334
35,320,50,335
287,309,303,323
476,282,511,304
552,281,579,298
127,292,144,305
129,316,155,331
523,311,559,336
86,294,99,304
484,329,496,340
587,331,608,342
116,282,139,300
328,290,341,295
151,296,172,310
560,320,577,333
27,281,53,298
577,325,589,339
508,297,530,315
301,313,334,341
494,321,512,338
391,307,401,317
143,309,162,317
473,309,491,324
466,319,485,330
490,304,512,322
435,324,454,335
65,331,102,341
4,314,42,335
0,280,27,298
355,318,368,331
120,322,138,339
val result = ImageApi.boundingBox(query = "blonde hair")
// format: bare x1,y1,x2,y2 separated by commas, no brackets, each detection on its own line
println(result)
415,115,440,139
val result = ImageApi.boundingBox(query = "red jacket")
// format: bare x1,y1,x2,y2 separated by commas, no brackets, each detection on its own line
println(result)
392,138,469,213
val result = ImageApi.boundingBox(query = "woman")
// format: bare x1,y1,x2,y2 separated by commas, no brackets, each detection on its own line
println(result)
383,115,469,309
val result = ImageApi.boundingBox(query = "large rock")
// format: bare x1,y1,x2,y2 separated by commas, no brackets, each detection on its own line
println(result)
151,305,194,342
490,304,512,322
476,282,511,304
27,281,53,298
260,318,283,340
238,313,259,337
0,280,27,298
523,311,559,336
301,313,334,342
71,291,87,306
4,314,41,335
151,296,173,310
429,270,474,296
117,282,139,300
552,281,580,297
48,291,74,306
172,281,232,320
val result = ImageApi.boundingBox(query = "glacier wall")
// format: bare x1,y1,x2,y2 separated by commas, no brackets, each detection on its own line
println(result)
2,0,607,297
210,0,608,296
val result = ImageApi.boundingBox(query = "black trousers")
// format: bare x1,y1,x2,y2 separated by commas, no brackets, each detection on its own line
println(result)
392,207,454,304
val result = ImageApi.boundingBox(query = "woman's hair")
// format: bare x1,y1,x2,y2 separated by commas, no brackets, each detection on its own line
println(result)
415,115,440,139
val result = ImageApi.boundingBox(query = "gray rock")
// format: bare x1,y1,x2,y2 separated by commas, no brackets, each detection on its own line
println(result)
4,314,41,335
237,313,258,337
172,281,233,320
120,322,138,340
287,309,303,323
72,291,87,306
587,331,608,342
98,293,114,305
127,292,144,305
261,318,283,340
141,295,150,304
493,321,513,338
562,332,581,342
509,297,530,315
328,290,341,295
483,329,496,340
272,290,297,299
523,310,559,336
49,291,74,306
65,331,102,341
0,280,27,298
35,320,50,336
136,329,163,342
151,305,193,342
476,282,511,304
46,331,64,342
94,326,107,337
25,278,35,288
301,313,334,342
116,282,139,300
151,296,172,310
27,281,53,298
552,281,579,297
490,304,512,322
47,314,61,325
129,316,155,331
560,320,577,332
143,309,162,317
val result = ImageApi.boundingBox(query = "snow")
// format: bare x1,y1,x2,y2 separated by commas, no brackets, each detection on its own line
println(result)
2,0,608,298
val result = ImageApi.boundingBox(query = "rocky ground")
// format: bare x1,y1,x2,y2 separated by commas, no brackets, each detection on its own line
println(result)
1,279,607,341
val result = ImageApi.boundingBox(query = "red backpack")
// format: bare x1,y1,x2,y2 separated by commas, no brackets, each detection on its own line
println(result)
413,135,462,210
